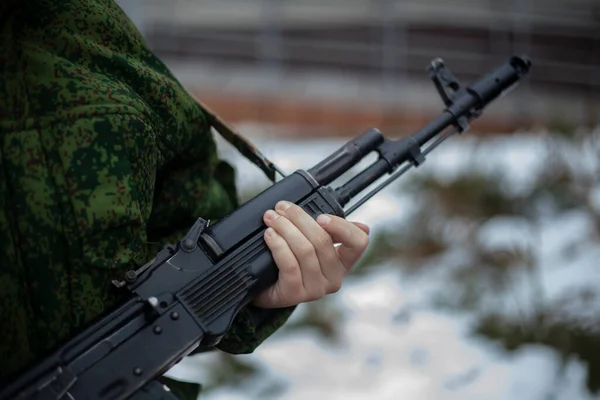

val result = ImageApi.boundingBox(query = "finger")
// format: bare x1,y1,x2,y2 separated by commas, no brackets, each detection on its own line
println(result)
264,209,327,300
351,221,370,235
274,201,342,292
256,227,303,308
317,215,370,270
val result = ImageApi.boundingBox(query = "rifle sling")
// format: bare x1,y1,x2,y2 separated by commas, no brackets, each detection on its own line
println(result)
192,95,280,182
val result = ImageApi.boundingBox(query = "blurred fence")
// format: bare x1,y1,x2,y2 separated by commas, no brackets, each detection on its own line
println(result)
142,0,599,92
119,0,600,133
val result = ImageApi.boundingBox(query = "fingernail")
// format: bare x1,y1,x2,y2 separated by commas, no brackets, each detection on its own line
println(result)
276,201,291,211
265,210,279,220
317,214,331,225
265,227,277,238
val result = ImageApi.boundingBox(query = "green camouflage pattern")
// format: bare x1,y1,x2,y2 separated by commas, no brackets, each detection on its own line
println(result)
0,0,294,396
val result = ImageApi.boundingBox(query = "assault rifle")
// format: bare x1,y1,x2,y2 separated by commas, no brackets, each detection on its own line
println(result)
0,55,532,400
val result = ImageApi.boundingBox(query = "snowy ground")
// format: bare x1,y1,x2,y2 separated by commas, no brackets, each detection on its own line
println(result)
165,126,599,400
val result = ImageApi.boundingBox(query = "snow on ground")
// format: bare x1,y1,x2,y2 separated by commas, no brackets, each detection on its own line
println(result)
165,129,598,399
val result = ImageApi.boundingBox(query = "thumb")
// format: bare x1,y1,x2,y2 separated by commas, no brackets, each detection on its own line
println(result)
351,221,370,235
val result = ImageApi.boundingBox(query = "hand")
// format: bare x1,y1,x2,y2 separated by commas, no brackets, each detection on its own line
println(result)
252,200,370,309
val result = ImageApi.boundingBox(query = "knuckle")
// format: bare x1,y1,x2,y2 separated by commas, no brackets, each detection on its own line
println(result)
327,281,342,294
283,260,301,275
272,237,289,252
297,242,316,259
314,232,333,250
311,282,328,300
332,276,344,292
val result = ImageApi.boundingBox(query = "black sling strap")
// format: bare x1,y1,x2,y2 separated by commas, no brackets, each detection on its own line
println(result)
192,95,286,182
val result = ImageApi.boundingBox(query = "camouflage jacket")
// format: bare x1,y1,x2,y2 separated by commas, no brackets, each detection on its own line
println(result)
0,0,294,397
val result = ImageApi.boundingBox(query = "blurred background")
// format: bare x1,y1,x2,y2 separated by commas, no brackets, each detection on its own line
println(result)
118,1,599,399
